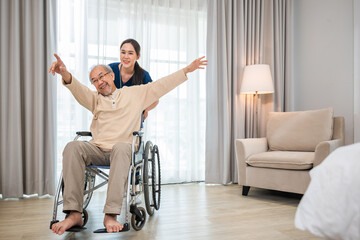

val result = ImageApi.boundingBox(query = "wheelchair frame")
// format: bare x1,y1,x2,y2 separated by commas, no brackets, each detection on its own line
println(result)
50,130,161,232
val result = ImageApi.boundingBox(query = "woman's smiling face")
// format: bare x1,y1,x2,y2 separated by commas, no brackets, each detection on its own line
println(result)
120,43,140,70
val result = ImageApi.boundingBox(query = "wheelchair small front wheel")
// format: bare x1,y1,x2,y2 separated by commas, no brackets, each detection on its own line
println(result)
82,209,89,226
131,207,146,231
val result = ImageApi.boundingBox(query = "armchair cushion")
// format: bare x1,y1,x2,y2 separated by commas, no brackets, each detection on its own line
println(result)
246,151,314,170
267,108,333,151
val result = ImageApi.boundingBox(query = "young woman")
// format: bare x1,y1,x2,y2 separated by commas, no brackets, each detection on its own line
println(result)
109,39,158,120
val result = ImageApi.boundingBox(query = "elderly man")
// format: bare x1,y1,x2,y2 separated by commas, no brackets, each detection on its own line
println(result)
48,53,207,235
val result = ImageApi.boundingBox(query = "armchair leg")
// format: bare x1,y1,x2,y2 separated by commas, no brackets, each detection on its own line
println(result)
242,186,250,196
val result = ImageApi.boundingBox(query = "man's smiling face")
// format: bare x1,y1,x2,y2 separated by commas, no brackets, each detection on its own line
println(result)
90,66,116,96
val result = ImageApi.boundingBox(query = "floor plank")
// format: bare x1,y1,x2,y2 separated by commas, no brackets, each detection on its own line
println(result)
0,183,320,240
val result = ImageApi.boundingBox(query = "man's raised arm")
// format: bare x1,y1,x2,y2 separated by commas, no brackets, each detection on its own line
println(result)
182,56,207,75
48,53,97,112
140,56,207,110
48,53,72,84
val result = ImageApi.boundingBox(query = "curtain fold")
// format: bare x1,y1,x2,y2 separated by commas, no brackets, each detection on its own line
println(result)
264,0,293,112
0,0,57,198
205,0,291,184
205,0,231,184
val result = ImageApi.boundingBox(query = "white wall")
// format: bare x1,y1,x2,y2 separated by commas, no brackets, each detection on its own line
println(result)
293,0,355,144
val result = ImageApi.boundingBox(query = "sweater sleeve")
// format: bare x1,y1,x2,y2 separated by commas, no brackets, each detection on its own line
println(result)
63,76,97,112
142,69,188,109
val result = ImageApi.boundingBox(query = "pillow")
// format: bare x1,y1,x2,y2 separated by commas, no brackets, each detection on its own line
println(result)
267,108,333,151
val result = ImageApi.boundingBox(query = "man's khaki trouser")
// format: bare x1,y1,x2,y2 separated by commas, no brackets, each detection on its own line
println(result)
62,141,131,215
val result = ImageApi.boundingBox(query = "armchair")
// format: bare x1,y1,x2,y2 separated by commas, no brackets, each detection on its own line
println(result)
235,108,345,196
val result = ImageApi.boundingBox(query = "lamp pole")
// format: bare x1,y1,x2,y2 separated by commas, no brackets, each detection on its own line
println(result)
254,91,258,137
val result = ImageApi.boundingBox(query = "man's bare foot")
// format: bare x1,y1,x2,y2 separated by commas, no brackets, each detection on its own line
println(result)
104,214,123,233
51,211,83,235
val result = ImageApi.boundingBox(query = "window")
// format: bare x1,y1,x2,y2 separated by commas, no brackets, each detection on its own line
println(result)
56,0,207,183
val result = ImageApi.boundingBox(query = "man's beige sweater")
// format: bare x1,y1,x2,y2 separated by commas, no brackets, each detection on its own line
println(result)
65,69,188,150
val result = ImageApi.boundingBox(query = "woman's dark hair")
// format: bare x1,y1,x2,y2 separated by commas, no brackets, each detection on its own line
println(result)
120,38,144,85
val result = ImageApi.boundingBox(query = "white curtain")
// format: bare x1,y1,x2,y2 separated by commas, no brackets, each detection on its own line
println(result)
0,0,57,198
205,0,292,184
57,0,207,183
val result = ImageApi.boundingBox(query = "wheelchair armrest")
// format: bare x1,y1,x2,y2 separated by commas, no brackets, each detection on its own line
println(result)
133,131,144,137
76,131,92,137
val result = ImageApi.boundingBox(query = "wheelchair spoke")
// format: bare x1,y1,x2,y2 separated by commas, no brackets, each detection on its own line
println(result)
83,170,96,209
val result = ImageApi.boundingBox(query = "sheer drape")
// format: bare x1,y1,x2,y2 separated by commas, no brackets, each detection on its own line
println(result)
0,0,57,198
57,0,207,183
205,0,292,184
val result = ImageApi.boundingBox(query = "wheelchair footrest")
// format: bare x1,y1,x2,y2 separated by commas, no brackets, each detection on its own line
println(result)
49,220,59,229
66,226,87,232
93,223,130,233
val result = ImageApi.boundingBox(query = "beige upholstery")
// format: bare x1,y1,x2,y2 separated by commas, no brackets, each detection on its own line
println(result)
267,108,334,151
235,108,345,195
246,151,314,170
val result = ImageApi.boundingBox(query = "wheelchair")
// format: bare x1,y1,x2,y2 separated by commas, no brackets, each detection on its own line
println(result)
50,130,161,232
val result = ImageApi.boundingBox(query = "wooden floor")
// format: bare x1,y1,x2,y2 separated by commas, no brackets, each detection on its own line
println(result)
0,183,320,240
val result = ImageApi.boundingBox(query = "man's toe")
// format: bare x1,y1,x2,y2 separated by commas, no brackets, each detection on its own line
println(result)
52,225,59,233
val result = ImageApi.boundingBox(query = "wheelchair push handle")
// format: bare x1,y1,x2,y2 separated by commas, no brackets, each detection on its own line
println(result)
132,131,144,137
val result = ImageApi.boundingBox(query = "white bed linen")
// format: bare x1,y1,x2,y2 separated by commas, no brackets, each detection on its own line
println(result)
295,143,360,240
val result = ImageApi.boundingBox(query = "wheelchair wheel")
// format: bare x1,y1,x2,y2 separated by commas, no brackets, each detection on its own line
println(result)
131,207,146,231
143,141,155,216
83,170,96,209
151,145,161,210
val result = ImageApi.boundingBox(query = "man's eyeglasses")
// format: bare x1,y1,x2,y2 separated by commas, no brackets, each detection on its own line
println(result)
91,72,110,84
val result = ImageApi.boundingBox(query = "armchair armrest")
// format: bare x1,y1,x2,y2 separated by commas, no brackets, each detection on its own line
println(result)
235,138,268,185
313,139,343,167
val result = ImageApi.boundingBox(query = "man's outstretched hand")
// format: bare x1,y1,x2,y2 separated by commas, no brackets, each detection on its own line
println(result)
48,53,72,83
183,56,208,75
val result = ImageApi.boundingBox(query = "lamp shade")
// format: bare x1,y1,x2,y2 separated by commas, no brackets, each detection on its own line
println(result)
240,64,274,94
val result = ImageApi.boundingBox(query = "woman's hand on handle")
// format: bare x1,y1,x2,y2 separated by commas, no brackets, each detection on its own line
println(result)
183,56,208,75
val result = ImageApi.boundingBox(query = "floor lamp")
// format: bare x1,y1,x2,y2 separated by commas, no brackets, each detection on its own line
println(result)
240,64,274,137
